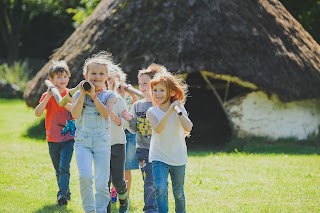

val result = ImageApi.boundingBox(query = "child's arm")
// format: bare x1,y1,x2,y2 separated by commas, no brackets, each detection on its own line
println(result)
121,104,137,133
110,98,129,128
63,103,72,112
97,96,115,119
176,106,193,133
34,89,52,117
71,82,87,119
147,109,172,134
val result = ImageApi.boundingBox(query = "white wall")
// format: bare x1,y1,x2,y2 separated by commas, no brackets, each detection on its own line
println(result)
225,91,320,140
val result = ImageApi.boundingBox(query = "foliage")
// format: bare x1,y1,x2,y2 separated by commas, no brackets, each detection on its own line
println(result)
280,0,320,43
0,0,78,63
67,0,101,27
0,58,44,92
0,61,29,91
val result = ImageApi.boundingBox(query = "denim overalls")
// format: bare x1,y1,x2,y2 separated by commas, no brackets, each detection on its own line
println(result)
74,90,113,213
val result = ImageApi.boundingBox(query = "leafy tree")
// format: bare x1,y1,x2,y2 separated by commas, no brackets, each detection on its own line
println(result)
280,0,320,43
0,0,78,64
67,0,101,26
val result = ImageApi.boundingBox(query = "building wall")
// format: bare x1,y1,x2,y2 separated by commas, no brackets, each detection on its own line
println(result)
225,91,320,140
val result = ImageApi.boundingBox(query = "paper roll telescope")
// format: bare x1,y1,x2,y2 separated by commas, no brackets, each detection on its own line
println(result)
44,80,63,104
121,84,143,97
45,80,79,107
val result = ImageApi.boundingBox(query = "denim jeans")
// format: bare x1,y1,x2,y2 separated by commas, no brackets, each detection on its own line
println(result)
136,148,158,213
125,130,139,170
152,161,186,213
48,139,74,197
75,132,111,213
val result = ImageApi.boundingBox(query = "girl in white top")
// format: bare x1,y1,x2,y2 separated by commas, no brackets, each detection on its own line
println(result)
146,71,193,213
106,64,130,213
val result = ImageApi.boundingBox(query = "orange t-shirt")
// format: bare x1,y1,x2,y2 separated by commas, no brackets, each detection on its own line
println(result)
40,89,74,142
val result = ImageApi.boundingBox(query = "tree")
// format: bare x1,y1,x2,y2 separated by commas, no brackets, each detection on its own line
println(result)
280,0,320,44
0,0,78,64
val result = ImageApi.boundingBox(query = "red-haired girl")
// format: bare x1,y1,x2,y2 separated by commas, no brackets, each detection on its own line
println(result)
146,72,193,213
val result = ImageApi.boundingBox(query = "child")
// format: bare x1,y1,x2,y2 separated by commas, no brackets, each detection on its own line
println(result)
122,64,166,213
71,51,116,213
106,64,130,213
115,68,139,199
146,71,193,213
34,60,75,206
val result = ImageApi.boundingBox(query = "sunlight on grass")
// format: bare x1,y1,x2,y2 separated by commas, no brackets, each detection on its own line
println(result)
1,99,320,212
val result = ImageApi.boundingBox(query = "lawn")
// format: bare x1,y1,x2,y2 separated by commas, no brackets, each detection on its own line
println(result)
1,99,320,213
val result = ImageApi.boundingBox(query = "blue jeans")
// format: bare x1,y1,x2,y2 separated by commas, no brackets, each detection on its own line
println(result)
136,148,158,213
75,132,111,213
152,161,186,213
48,139,74,197
125,130,139,170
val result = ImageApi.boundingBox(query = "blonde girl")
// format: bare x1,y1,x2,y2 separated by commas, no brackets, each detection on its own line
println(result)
71,51,116,213
106,64,130,212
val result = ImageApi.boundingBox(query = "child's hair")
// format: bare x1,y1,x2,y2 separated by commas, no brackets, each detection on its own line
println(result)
107,64,125,91
83,51,113,76
48,60,71,78
151,72,190,137
138,63,167,79
150,72,188,105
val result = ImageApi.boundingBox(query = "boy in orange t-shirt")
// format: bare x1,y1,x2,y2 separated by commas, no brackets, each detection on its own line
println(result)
35,60,75,206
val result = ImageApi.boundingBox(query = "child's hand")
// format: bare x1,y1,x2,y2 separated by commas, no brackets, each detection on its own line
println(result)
170,100,181,114
119,84,127,97
86,81,96,97
79,80,87,95
109,112,118,122
46,86,54,97
121,110,133,121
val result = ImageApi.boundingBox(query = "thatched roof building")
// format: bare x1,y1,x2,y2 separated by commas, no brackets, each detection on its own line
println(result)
24,0,320,145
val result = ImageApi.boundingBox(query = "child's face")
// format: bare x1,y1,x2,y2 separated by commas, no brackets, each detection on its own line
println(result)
152,82,168,105
106,76,115,90
50,72,69,89
138,74,152,96
85,63,108,90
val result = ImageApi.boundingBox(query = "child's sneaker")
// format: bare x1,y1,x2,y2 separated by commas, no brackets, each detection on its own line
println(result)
111,187,117,203
57,194,68,206
118,197,129,213
66,192,71,201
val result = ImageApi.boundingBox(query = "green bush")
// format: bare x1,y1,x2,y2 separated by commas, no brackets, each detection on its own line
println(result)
0,59,45,93
0,61,29,91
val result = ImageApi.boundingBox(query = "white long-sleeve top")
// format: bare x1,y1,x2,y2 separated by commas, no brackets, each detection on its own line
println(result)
110,92,129,146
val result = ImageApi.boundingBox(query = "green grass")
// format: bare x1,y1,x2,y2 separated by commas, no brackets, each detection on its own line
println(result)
1,99,320,212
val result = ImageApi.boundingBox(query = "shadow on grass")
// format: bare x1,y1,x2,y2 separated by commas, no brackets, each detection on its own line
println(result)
187,136,320,156
23,117,46,140
33,204,73,213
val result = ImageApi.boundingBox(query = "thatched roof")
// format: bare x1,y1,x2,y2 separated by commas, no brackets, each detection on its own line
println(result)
24,0,320,108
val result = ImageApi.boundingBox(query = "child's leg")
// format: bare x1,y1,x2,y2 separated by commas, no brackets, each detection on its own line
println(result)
170,165,186,213
75,140,95,212
48,142,61,192
152,161,169,213
110,144,127,197
124,130,139,196
124,170,132,194
58,139,74,197
93,138,111,213
136,148,158,213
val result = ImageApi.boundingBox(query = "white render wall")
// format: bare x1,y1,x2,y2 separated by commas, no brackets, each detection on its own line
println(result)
225,91,320,140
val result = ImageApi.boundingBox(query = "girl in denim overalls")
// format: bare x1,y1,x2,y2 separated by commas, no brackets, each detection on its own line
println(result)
72,51,116,213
